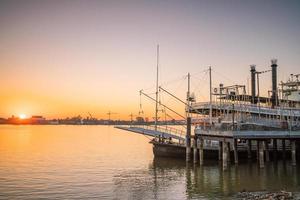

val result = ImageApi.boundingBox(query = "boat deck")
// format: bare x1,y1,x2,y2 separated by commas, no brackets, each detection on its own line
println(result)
195,129,300,140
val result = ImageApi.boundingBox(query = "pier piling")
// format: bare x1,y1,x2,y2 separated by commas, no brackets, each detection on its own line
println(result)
256,141,259,160
233,139,238,164
291,140,296,166
227,142,231,163
193,137,198,163
186,145,191,162
265,140,270,162
259,141,265,168
282,139,286,160
273,139,278,160
199,138,204,166
222,141,228,170
247,140,252,159
218,141,223,161
186,117,192,162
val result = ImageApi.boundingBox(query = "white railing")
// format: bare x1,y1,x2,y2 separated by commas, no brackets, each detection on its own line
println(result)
191,102,300,117
121,124,186,140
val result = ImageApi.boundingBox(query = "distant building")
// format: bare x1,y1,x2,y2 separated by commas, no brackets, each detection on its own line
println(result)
48,119,59,125
7,115,20,124
136,117,144,124
0,118,6,124
31,116,46,124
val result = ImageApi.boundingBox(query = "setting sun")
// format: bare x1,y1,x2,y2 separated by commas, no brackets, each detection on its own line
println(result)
19,114,27,119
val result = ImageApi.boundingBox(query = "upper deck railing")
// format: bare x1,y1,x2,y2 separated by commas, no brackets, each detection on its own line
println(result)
191,102,300,117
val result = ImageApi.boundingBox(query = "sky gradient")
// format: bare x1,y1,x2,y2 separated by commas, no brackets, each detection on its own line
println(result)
1,0,300,120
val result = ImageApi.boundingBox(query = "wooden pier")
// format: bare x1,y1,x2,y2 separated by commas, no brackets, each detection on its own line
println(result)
116,125,300,170
187,129,300,170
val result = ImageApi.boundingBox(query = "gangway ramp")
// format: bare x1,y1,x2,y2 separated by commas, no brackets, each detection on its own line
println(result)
115,125,186,141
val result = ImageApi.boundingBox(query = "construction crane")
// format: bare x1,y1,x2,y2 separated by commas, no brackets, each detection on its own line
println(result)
84,112,98,124
129,113,136,122
87,112,95,120
129,113,137,124
107,111,118,121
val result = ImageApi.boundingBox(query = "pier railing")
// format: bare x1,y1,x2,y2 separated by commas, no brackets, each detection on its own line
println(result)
153,125,186,138
140,125,185,139
120,124,186,140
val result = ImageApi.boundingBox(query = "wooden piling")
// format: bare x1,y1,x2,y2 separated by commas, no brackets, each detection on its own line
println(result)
222,141,228,170
186,146,191,162
273,139,278,160
256,141,259,160
233,139,238,164
227,142,231,163
218,141,223,161
291,140,296,166
282,139,286,160
265,140,270,162
247,139,252,159
186,117,192,162
259,141,264,168
199,138,204,166
193,137,198,163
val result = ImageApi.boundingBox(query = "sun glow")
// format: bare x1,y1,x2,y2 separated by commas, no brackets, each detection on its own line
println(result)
19,114,27,119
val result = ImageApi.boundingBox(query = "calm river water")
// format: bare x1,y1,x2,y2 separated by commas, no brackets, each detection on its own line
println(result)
0,125,299,199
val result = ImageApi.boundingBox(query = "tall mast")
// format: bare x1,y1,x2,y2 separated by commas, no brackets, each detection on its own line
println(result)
209,66,212,125
186,72,192,162
187,73,190,117
155,45,159,130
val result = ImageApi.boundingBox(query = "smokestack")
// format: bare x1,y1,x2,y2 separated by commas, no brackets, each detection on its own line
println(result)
250,65,256,104
271,59,278,108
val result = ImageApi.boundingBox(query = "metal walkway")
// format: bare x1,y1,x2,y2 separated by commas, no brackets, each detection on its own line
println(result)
115,125,186,141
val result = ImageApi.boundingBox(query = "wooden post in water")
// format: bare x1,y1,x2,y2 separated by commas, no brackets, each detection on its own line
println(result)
186,73,192,162
291,140,296,166
222,141,228,170
265,140,270,162
247,139,252,159
259,141,265,168
193,136,198,163
199,138,204,166
233,139,238,164
273,139,278,160
282,139,286,160
256,140,259,160
218,141,223,161
227,142,231,163
186,117,191,162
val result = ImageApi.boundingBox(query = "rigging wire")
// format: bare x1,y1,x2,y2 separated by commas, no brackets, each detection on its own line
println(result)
190,71,209,101
161,77,187,106
191,79,208,101
212,69,236,85
190,68,209,77
160,74,187,88
138,67,212,126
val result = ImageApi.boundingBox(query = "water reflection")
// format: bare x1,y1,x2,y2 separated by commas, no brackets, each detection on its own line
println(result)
114,158,300,200
0,126,299,200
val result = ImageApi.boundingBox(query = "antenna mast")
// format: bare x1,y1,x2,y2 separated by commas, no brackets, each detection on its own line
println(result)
209,66,212,125
155,45,159,130
187,73,191,117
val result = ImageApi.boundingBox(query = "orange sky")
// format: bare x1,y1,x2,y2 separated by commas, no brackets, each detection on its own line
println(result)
1,0,300,120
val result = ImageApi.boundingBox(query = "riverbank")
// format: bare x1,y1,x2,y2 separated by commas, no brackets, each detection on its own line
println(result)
236,190,294,200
